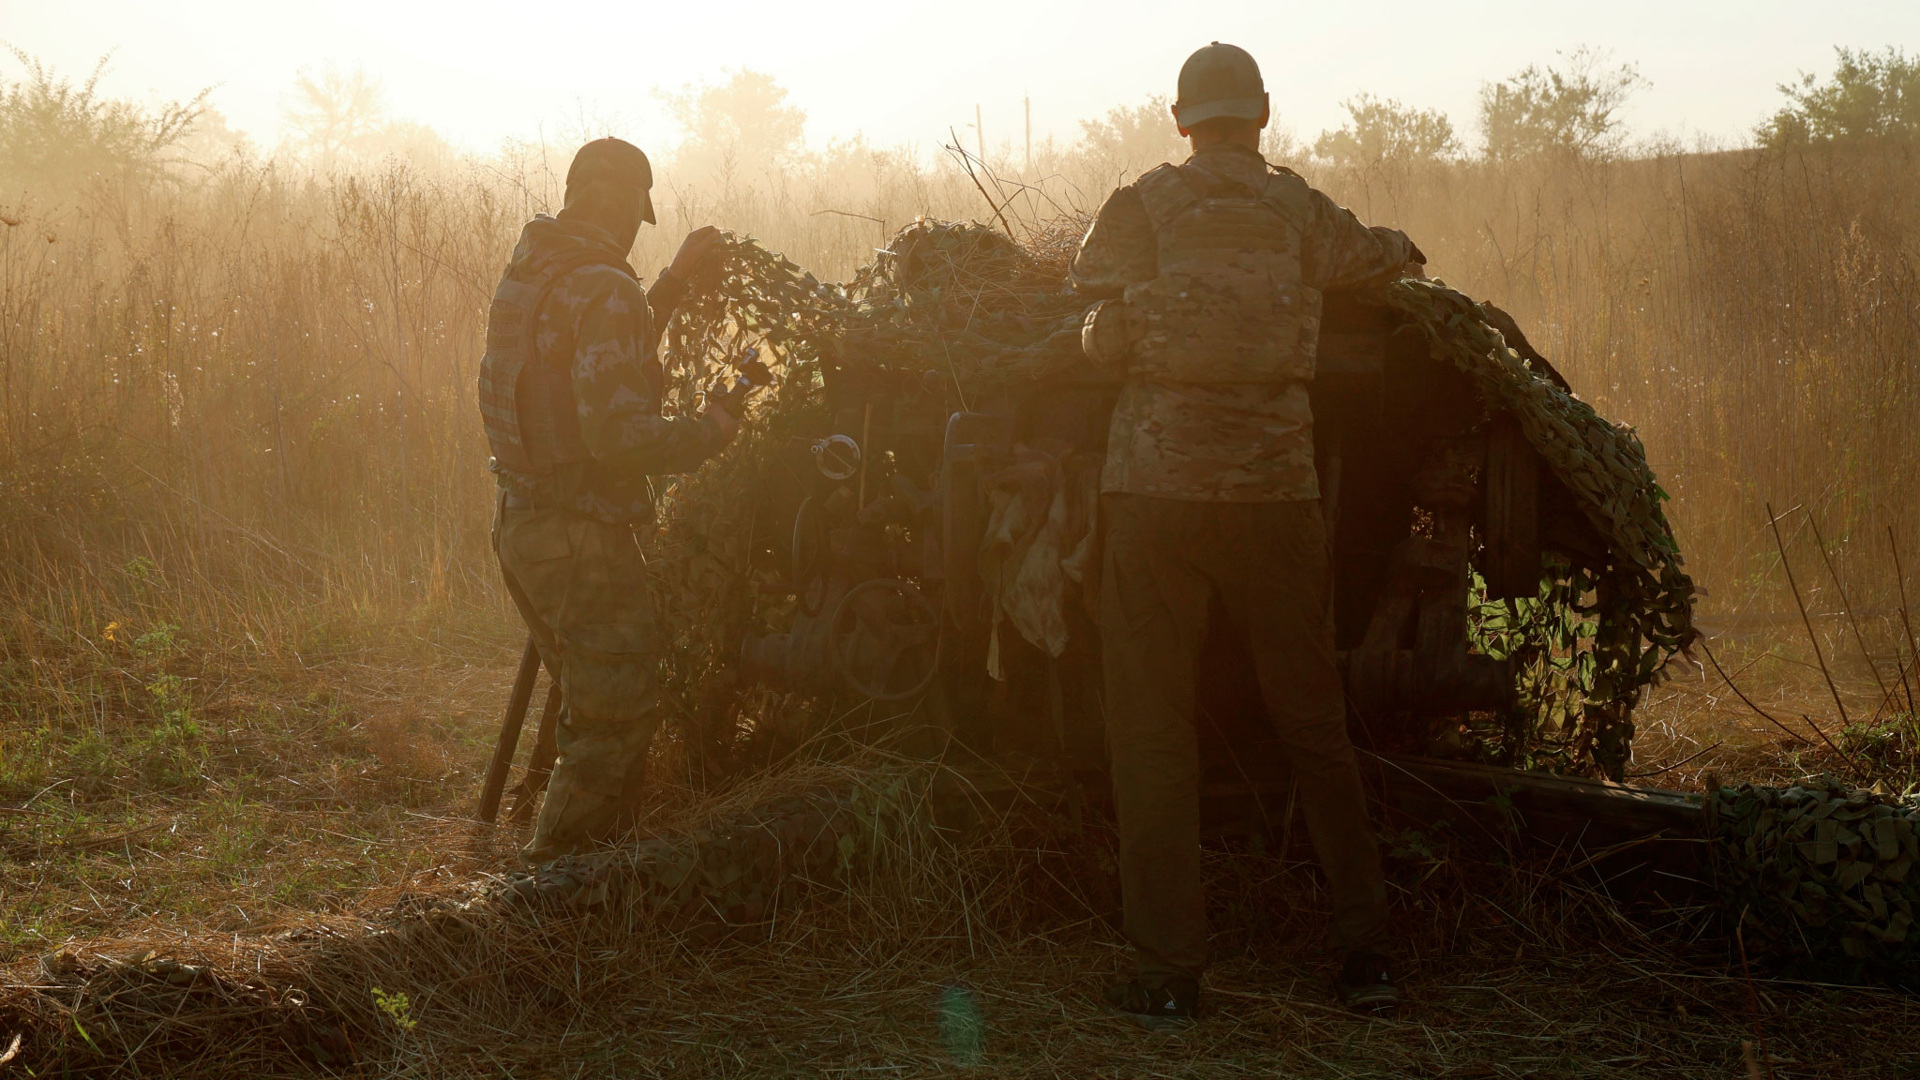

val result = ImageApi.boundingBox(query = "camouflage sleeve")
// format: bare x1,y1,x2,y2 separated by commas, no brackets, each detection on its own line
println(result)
567,266,722,476
1070,185,1159,299
1299,188,1417,293
645,267,690,346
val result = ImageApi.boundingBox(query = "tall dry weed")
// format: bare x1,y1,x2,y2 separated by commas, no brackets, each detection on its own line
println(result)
2,130,1917,745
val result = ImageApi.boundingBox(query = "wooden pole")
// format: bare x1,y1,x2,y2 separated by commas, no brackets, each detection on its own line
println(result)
510,681,564,824
478,635,542,823
1024,96,1031,173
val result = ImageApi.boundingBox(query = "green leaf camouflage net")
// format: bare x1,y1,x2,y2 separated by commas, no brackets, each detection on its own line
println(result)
1711,780,1920,978
648,226,1694,779
1388,279,1698,779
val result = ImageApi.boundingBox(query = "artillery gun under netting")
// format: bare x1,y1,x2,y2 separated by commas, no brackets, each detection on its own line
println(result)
627,219,1697,794
453,220,1912,988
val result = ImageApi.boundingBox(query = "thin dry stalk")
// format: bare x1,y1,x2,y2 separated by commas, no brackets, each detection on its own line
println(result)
944,131,1015,237
1736,923,1779,1080
1765,503,1853,740
1890,526,1919,716
1700,639,1813,747
1808,515,1895,712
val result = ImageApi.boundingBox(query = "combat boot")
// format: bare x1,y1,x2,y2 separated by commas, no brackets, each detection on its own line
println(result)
1335,951,1400,1015
1103,975,1199,1032
521,780,628,865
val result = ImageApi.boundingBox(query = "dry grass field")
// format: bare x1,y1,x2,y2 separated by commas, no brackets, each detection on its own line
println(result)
3,53,1920,1076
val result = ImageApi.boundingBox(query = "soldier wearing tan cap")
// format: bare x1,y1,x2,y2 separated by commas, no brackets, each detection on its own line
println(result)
1074,43,1425,1027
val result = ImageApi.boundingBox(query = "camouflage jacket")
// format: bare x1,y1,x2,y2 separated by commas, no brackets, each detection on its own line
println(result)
491,215,720,525
1071,144,1415,503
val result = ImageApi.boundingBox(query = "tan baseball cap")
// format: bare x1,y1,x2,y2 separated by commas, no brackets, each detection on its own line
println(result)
1173,42,1268,128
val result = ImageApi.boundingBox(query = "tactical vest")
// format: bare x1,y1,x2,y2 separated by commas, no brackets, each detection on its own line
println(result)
1086,159,1320,384
477,247,636,481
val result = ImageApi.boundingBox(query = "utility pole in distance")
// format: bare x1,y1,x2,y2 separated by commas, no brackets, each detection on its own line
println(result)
975,103,985,163
1024,96,1032,173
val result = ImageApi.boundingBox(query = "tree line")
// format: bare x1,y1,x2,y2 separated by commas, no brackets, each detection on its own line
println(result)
1,44,1915,192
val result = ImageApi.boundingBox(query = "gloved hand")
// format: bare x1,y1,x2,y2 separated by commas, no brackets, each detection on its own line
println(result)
667,226,726,294
705,400,741,446
700,350,774,447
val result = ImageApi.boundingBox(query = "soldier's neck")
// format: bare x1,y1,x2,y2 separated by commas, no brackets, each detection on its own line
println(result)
1187,133,1263,157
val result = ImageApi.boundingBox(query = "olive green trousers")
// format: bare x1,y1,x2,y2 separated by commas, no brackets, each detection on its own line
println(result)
1098,493,1389,980
493,494,661,864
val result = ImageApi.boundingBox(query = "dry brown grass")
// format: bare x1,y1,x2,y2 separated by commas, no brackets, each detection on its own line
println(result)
6,749,1919,1077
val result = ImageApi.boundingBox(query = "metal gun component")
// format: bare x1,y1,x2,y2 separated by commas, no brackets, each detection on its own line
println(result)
811,434,861,480
830,578,940,701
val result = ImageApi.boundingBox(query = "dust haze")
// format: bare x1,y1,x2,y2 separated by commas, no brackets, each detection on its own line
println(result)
2,36,1919,1076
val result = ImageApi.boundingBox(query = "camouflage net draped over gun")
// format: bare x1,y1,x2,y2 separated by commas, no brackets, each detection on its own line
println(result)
640,237,845,762
833,219,1090,390
646,225,1693,779
1387,280,1698,780
641,222,1091,763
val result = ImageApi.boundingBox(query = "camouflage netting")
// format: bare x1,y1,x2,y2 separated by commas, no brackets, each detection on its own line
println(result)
1390,280,1698,779
640,220,1093,765
642,222,1693,777
1711,780,1920,980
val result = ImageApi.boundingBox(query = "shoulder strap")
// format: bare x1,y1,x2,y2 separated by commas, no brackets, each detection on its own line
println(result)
1254,165,1311,221
531,246,636,288
525,249,637,366
1134,164,1203,233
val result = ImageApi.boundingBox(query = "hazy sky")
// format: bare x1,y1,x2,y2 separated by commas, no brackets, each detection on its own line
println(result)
5,0,1917,158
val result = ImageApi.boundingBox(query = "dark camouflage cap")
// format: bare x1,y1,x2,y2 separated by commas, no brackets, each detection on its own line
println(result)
566,138,656,224
1174,42,1268,128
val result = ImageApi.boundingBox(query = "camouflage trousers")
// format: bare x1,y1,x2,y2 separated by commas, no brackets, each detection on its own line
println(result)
493,491,660,864
1099,493,1389,981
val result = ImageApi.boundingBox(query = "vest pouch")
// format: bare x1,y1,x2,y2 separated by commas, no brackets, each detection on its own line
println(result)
477,239,634,483
1081,298,1147,369
1127,262,1320,384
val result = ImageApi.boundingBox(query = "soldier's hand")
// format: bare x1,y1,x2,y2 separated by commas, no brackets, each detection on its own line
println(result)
669,226,726,293
705,400,741,446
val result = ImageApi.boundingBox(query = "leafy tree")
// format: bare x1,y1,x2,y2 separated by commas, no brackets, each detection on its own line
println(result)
1478,48,1645,161
0,50,206,187
1759,47,1920,149
1314,94,1458,167
666,70,806,167
284,66,387,165
281,67,455,169
171,108,254,170
1078,95,1189,173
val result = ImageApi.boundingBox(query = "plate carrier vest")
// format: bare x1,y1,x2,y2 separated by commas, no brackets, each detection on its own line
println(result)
1085,158,1321,384
477,246,637,481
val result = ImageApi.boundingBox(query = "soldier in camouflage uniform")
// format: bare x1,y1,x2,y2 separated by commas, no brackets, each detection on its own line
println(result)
479,138,737,865
1072,44,1424,1027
